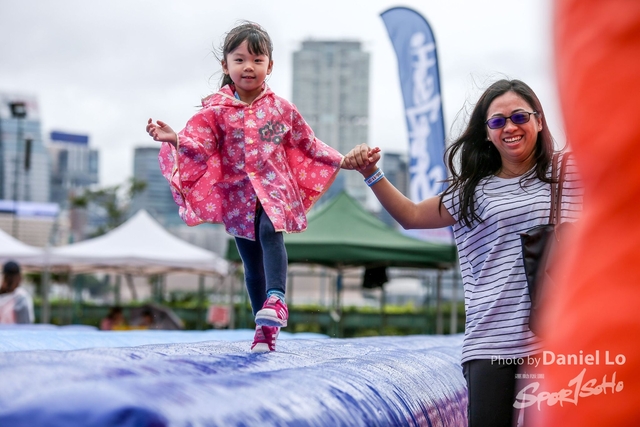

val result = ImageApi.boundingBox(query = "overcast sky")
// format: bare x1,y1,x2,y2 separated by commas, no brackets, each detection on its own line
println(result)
0,0,559,188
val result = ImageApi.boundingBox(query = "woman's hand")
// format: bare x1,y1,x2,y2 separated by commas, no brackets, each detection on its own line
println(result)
146,118,177,147
342,143,381,175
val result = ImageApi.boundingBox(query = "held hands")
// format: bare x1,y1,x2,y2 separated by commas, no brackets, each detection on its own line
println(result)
341,144,381,175
146,118,177,147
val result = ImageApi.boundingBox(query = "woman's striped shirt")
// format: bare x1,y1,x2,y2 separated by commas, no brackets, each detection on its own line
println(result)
442,152,583,363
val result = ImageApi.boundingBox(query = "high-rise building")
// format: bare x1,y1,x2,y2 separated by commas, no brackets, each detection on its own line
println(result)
292,40,370,206
0,93,59,245
0,93,50,203
48,131,99,243
130,146,180,225
48,131,99,208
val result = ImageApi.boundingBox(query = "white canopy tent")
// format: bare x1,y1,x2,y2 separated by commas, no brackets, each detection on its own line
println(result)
49,210,229,276
0,227,45,268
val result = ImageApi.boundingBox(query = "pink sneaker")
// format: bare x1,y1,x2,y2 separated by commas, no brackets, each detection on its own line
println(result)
250,325,280,353
255,295,288,327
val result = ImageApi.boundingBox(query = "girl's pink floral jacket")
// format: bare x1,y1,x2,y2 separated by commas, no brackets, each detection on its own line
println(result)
158,84,343,240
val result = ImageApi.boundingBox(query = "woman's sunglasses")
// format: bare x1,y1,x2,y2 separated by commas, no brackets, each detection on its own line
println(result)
485,111,538,129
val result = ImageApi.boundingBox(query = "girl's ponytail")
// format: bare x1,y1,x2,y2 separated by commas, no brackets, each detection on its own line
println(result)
221,73,234,88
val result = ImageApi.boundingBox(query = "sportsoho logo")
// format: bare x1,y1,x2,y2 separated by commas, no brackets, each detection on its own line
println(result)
514,350,626,410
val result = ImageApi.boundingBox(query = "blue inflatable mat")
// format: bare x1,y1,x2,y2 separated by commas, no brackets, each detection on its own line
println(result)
0,325,327,353
0,330,466,427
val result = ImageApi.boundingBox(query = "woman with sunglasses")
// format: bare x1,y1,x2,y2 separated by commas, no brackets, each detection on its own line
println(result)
343,79,582,427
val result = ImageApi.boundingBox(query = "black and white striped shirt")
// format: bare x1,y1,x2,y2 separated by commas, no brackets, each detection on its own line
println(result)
442,153,583,363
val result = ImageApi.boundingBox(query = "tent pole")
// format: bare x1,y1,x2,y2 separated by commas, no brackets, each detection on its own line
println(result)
329,269,335,310
435,270,443,334
161,274,167,302
125,274,137,301
286,269,292,307
227,267,236,329
197,274,205,330
336,267,343,338
380,284,386,335
40,248,51,324
70,273,79,325
115,274,121,305
41,205,60,325
449,270,457,334
149,275,155,302
242,273,249,329
320,268,326,307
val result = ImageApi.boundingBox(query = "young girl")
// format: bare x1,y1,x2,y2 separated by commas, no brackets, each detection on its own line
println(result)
146,21,346,352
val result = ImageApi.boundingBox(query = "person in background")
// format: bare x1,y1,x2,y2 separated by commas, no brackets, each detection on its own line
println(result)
0,260,34,324
343,79,583,427
146,21,347,352
100,306,128,331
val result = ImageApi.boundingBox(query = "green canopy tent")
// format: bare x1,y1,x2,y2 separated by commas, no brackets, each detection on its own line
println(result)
226,191,458,335
226,190,457,268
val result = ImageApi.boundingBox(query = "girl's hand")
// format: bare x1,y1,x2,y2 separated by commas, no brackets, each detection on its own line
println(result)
146,118,177,147
342,144,381,175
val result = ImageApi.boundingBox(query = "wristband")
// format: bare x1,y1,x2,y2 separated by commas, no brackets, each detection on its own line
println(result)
364,169,384,187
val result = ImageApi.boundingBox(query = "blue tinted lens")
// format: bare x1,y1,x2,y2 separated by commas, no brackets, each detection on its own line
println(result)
511,112,530,124
486,117,506,129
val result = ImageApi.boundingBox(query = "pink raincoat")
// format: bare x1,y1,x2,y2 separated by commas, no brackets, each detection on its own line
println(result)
158,84,343,240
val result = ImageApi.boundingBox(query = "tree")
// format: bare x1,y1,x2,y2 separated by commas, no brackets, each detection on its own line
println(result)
69,177,147,238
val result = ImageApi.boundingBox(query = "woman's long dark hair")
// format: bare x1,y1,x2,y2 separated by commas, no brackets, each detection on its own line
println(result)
218,21,273,88
440,79,555,228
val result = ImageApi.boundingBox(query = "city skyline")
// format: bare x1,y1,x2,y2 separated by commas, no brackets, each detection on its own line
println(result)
0,0,558,188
